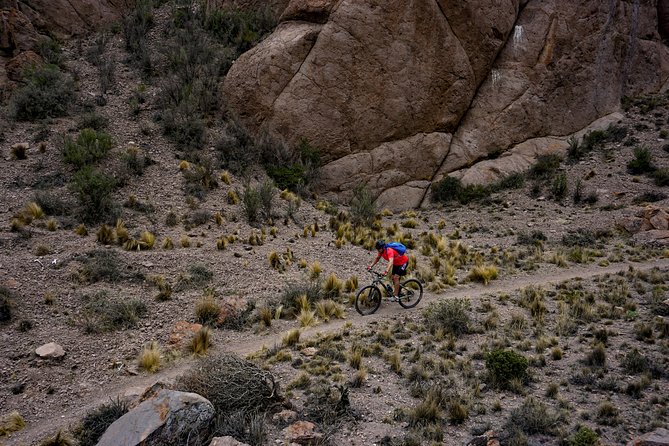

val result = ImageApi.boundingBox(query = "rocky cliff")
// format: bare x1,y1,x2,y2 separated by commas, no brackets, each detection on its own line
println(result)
2,0,669,210
224,0,669,209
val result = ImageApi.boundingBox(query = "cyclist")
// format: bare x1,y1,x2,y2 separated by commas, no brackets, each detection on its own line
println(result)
368,240,409,301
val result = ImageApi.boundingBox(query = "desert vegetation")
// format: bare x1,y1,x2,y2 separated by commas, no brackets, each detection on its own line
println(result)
0,1,668,446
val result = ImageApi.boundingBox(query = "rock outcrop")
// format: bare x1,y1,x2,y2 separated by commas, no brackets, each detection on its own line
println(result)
96,389,215,446
223,0,669,210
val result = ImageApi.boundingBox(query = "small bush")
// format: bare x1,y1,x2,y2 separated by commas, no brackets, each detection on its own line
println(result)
567,425,599,446
81,291,147,332
36,38,63,66
77,113,109,131
195,297,221,326
241,183,262,224
627,146,655,174
63,129,114,168
517,230,547,246
486,349,528,388
423,298,471,337
71,167,117,223
202,5,277,57
10,65,75,121
551,172,568,200
653,167,669,186
177,353,281,413
530,154,562,178
73,398,128,446
350,185,376,226
561,229,596,247
216,118,258,174
504,397,560,435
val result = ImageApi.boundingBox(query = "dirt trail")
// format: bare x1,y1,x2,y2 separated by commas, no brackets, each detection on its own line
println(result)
8,258,669,446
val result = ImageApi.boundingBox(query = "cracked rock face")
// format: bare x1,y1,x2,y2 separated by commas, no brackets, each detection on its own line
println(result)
223,0,669,210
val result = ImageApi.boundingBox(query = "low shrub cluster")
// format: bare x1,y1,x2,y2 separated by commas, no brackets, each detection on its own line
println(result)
9,65,75,121
485,349,528,389
422,298,471,337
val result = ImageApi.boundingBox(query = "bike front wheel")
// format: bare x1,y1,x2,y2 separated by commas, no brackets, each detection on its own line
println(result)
355,285,382,315
398,279,423,309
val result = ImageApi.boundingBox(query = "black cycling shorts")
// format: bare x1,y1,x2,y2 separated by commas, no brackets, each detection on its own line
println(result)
392,262,408,276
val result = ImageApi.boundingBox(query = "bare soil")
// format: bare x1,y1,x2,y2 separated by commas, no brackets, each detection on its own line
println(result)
1,6,669,446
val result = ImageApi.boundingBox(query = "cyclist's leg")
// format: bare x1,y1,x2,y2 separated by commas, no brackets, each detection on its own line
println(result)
393,262,408,295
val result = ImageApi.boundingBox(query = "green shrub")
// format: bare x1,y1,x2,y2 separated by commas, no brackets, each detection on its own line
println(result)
123,0,154,58
551,172,568,200
71,167,117,223
73,398,128,446
36,38,63,66
158,100,206,152
259,179,276,220
350,185,376,226
504,397,560,435
241,183,262,224
653,168,669,186
9,65,75,121
216,118,258,174
561,229,595,247
567,426,599,446
431,176,489,204
63,129,113,168
423,298,471,337
627,146,655,174
530,154,562,178
201,6,277,58
77,113,109,131
280,279,323,316
183,160,218,198
82,291,147,332
266,139,320,191
34,191,72,216
485,349,528,388
517,230,547,246
0,286,14,323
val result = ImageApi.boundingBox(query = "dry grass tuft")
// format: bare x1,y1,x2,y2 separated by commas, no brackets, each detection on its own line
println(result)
190,326,212,356
138,341,161,373
74,224,88,236
282,328,301,346
468,265,498,285
298,308,317,327
0,410,26,436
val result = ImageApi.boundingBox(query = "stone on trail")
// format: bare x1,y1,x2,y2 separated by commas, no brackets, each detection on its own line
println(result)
35,342,65,359
96,389,214,446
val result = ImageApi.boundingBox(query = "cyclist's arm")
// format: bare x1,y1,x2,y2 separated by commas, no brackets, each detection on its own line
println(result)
368,252,382,270
385,255,394,276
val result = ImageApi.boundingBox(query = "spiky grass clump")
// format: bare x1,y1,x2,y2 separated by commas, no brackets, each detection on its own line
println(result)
298,308,317,327
386,349,402,374
220,170,231,184
179,160,190,170
195,297,221,326
0,410,26,436
468,265,498,284
315,299,345,321
46,218,58,231
180,235,191,248
309,261,322,279
190,326,212,356
259,306,273,327
139,231,155,249
38,430,74,446
96,224,116,245
151,276,172,301
75,224,88,236
268,251,283,271
227,190,239,204
162,237,174,249
344,276,359,293
114,220,129,244
138,341,161,373
282,328,301,346
322,272,343,298
216,236,228,250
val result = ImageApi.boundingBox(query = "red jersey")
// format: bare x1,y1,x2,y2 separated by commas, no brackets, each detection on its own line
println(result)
379,247,408,266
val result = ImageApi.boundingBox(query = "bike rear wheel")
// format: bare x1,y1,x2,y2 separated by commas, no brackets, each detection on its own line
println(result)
355,285,382,315
398,279,423,309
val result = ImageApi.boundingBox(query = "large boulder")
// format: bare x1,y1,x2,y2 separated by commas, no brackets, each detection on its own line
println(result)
96,389,215,446
223,0,669,209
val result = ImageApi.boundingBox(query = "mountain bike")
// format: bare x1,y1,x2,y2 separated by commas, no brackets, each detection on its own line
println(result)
355,270,423,315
